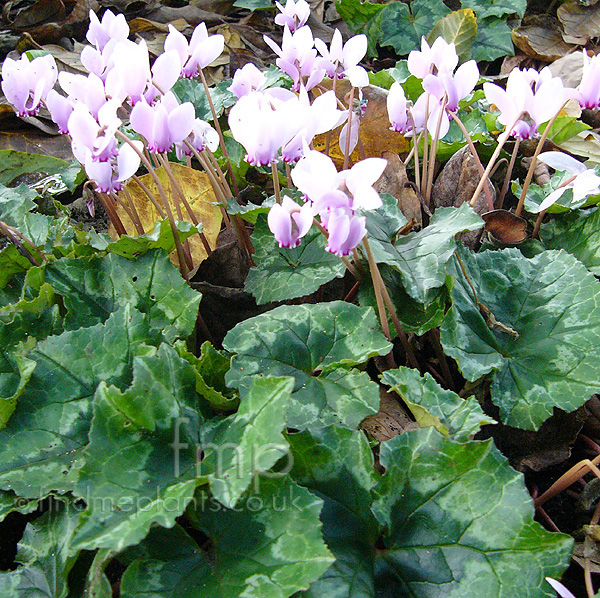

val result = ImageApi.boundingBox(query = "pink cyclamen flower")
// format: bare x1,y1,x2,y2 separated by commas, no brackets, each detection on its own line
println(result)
314,29,369,88
68,100,121,164
87,9,129,51
292,150,386,212
322,206,366,256
175,118,219,159
164,23,224,78
58,72,107,120
229,63,267,98
576,50,600,110
84,141,142,194
104,39,151,105
264,25,325,91
484,67,568,139
387,82,409,133
267,196,314,247
45,89,73,134
537,151,600,211
275,0,311,32
130,91,195,153
423,59,479,112
1,53,57,117
407,37,459,79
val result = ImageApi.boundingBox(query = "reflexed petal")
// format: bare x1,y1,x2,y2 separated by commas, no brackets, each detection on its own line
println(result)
538,151,586,174
538,188,566,212
572,169,600,202
130,99,156,143
344,65,368,88
68,107,99,149
152,50,182,93
85,159,114,192
267,203,293,247
291,150,338,200
168,102,196,143
164,25,189,66
545,578,576,598
46,90,73,133
116,142,142,181
342,34,367,68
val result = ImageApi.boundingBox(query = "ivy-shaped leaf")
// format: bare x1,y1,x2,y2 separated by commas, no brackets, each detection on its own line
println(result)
43,250,201,341
224,302,391,429
369,203,483,303
372,428,573,597
0,500,79,598
381,366,495,440
441,248,600,430
71,343,205,552
245,215,346,305
0,307,160,497
290,427,380,598
121,478,334,598
540,208,600,275
199,376,294,508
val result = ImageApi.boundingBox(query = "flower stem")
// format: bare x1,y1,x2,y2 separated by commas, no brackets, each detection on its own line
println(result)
131,174,166,219
342,87,355,170
452,111,494,211
115,130,189,280
0,219,41,266
313,219,361,280
271,162,282,204
198,67,239,196
424,97,447,206
497,138,520,209
515,102,568,218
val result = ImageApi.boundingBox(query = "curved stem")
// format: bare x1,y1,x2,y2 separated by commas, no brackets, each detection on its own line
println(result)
451,111,494,211
313,219,361,280
515,102,568,217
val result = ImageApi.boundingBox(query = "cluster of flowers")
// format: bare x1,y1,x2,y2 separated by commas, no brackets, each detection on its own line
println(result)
1,10,220,193
4,0,600,253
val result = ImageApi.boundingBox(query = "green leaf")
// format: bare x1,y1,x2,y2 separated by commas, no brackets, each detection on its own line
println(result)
368,0,451,57
88,219,198,259
428,9,478,62
440,248,600,430
233,0,273,9
471,16,516,62
369,203,483,303
289,427,380,598
539,116,591,146
335,0,385,31
182,477,334,598
226,195,274,223
0,246,31,290
372,428,573,596
540,208,600,275
174,340,238,411
462,0,526,19
245,214,346,304
71,343,204,552
172,79,237,122
0,151,76,187
0,184,38,227
381,366,495,440
199,376,293,508
224,302,392,429
0,307,160,497
0,500,79,598
43,250,201,341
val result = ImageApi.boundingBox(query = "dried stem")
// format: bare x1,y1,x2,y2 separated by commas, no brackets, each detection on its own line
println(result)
271,162,282,204
515,102,568,218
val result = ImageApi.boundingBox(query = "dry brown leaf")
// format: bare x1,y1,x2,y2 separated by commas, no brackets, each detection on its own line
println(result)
313,79,410,168
111,162,222,266
558,0,600,43
482,210,527,246
360,387,418,442
512,19,573,61
373,151,422,228
548,52,585,89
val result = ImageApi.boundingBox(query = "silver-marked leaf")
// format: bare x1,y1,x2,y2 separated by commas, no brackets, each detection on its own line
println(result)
540,208,600,275
199,376,293,508
224,302,391,429
290,427,380,598
44,250,201,341
71,343,204,552
0,307,160,497
441,248,600,430
370,203,483,303
373,428,573,597
245,215,346,305
181,477,334,598
381,366,495,440
0,500,79,598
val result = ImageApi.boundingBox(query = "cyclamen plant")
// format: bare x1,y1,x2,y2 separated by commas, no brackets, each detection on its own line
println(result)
5,4,600,597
